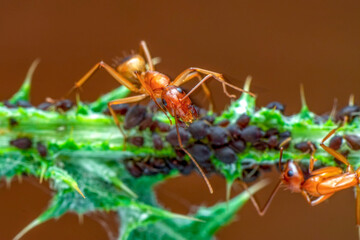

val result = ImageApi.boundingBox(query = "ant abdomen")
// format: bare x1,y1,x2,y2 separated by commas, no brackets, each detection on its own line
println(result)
116,54,146,85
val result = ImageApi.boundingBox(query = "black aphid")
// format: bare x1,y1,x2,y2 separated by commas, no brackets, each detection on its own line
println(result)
266,101,285,113
129,136,144,147
166,127,191,147
241,125,264,144
124,105,147,130
188,144,212,163
10,137,32,150
329,135,342,150
36,142,48,157
55,99,75,112
208,126,229,146
152,133,163,150
104,103,129,116
215,146,237,164
189,120,210,140
236,114,250,129
344,135,360,150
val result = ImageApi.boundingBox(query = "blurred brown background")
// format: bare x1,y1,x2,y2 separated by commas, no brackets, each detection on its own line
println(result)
1,1,360,239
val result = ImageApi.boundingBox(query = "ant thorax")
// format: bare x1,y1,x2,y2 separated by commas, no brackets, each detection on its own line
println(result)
161,85,197,123
143,71,171,95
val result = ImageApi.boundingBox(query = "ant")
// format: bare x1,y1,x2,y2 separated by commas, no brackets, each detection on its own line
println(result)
70,41,255,194
242,128,360,235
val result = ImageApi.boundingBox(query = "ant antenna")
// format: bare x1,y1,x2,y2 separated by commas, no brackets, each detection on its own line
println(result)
174,117,213,194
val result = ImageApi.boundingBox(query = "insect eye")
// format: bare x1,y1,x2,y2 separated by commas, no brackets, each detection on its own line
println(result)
176,87,184,93
287,170,294,177
162,99,167,107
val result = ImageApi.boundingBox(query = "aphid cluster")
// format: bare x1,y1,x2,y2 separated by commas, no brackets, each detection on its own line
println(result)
117,100,293,181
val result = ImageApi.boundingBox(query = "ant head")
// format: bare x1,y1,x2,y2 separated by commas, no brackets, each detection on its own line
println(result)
281,160,304,192
161,86,198,123
116,54,146,82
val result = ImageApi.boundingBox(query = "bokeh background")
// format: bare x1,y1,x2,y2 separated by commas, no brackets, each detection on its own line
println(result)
1,1,360,239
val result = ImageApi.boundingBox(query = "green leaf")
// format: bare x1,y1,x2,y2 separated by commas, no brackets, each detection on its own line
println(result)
126,180,268,240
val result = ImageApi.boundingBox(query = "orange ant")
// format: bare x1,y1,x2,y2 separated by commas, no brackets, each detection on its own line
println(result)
242,128,360,234
70,40,255,194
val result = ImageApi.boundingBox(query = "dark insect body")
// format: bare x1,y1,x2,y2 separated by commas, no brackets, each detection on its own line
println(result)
10,137,32,149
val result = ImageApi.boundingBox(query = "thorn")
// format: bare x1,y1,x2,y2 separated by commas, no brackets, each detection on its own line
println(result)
10,58,40,103
17,174,22,183
300,84,307,108
244,75,252,92
25,58,41,85
5,178,11,188
73,183,86,199
349,94,355,106
75,91,81,105
329,98,338,120
226,179,233,207
39,165,47,183
78,214,84,224
13,219,41,240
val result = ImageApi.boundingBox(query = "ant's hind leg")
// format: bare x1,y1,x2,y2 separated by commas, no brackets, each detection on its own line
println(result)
69,61,139,95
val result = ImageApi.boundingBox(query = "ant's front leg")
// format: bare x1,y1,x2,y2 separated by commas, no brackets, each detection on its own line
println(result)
173,71,214,111
172,68,255,100
174,116,213,194
308,141,317,173
320,128,354,173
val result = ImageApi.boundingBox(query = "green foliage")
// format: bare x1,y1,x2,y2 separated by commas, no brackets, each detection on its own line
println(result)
2,63,360,239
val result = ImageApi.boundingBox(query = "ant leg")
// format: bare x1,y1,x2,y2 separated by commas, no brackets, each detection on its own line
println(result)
69,61,139,95
176,72,214,112
278,137,291,171
174,116,213,194
240,180,282,216
302,191,334,206
172,67,255,98
139,41,155,71
278,146,284,171
107,94,147,147
310,166,343,177
320,128,354,172
308,142,317,173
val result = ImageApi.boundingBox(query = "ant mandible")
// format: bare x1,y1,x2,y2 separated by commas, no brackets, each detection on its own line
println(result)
71,41,255,194
242,128,360,233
